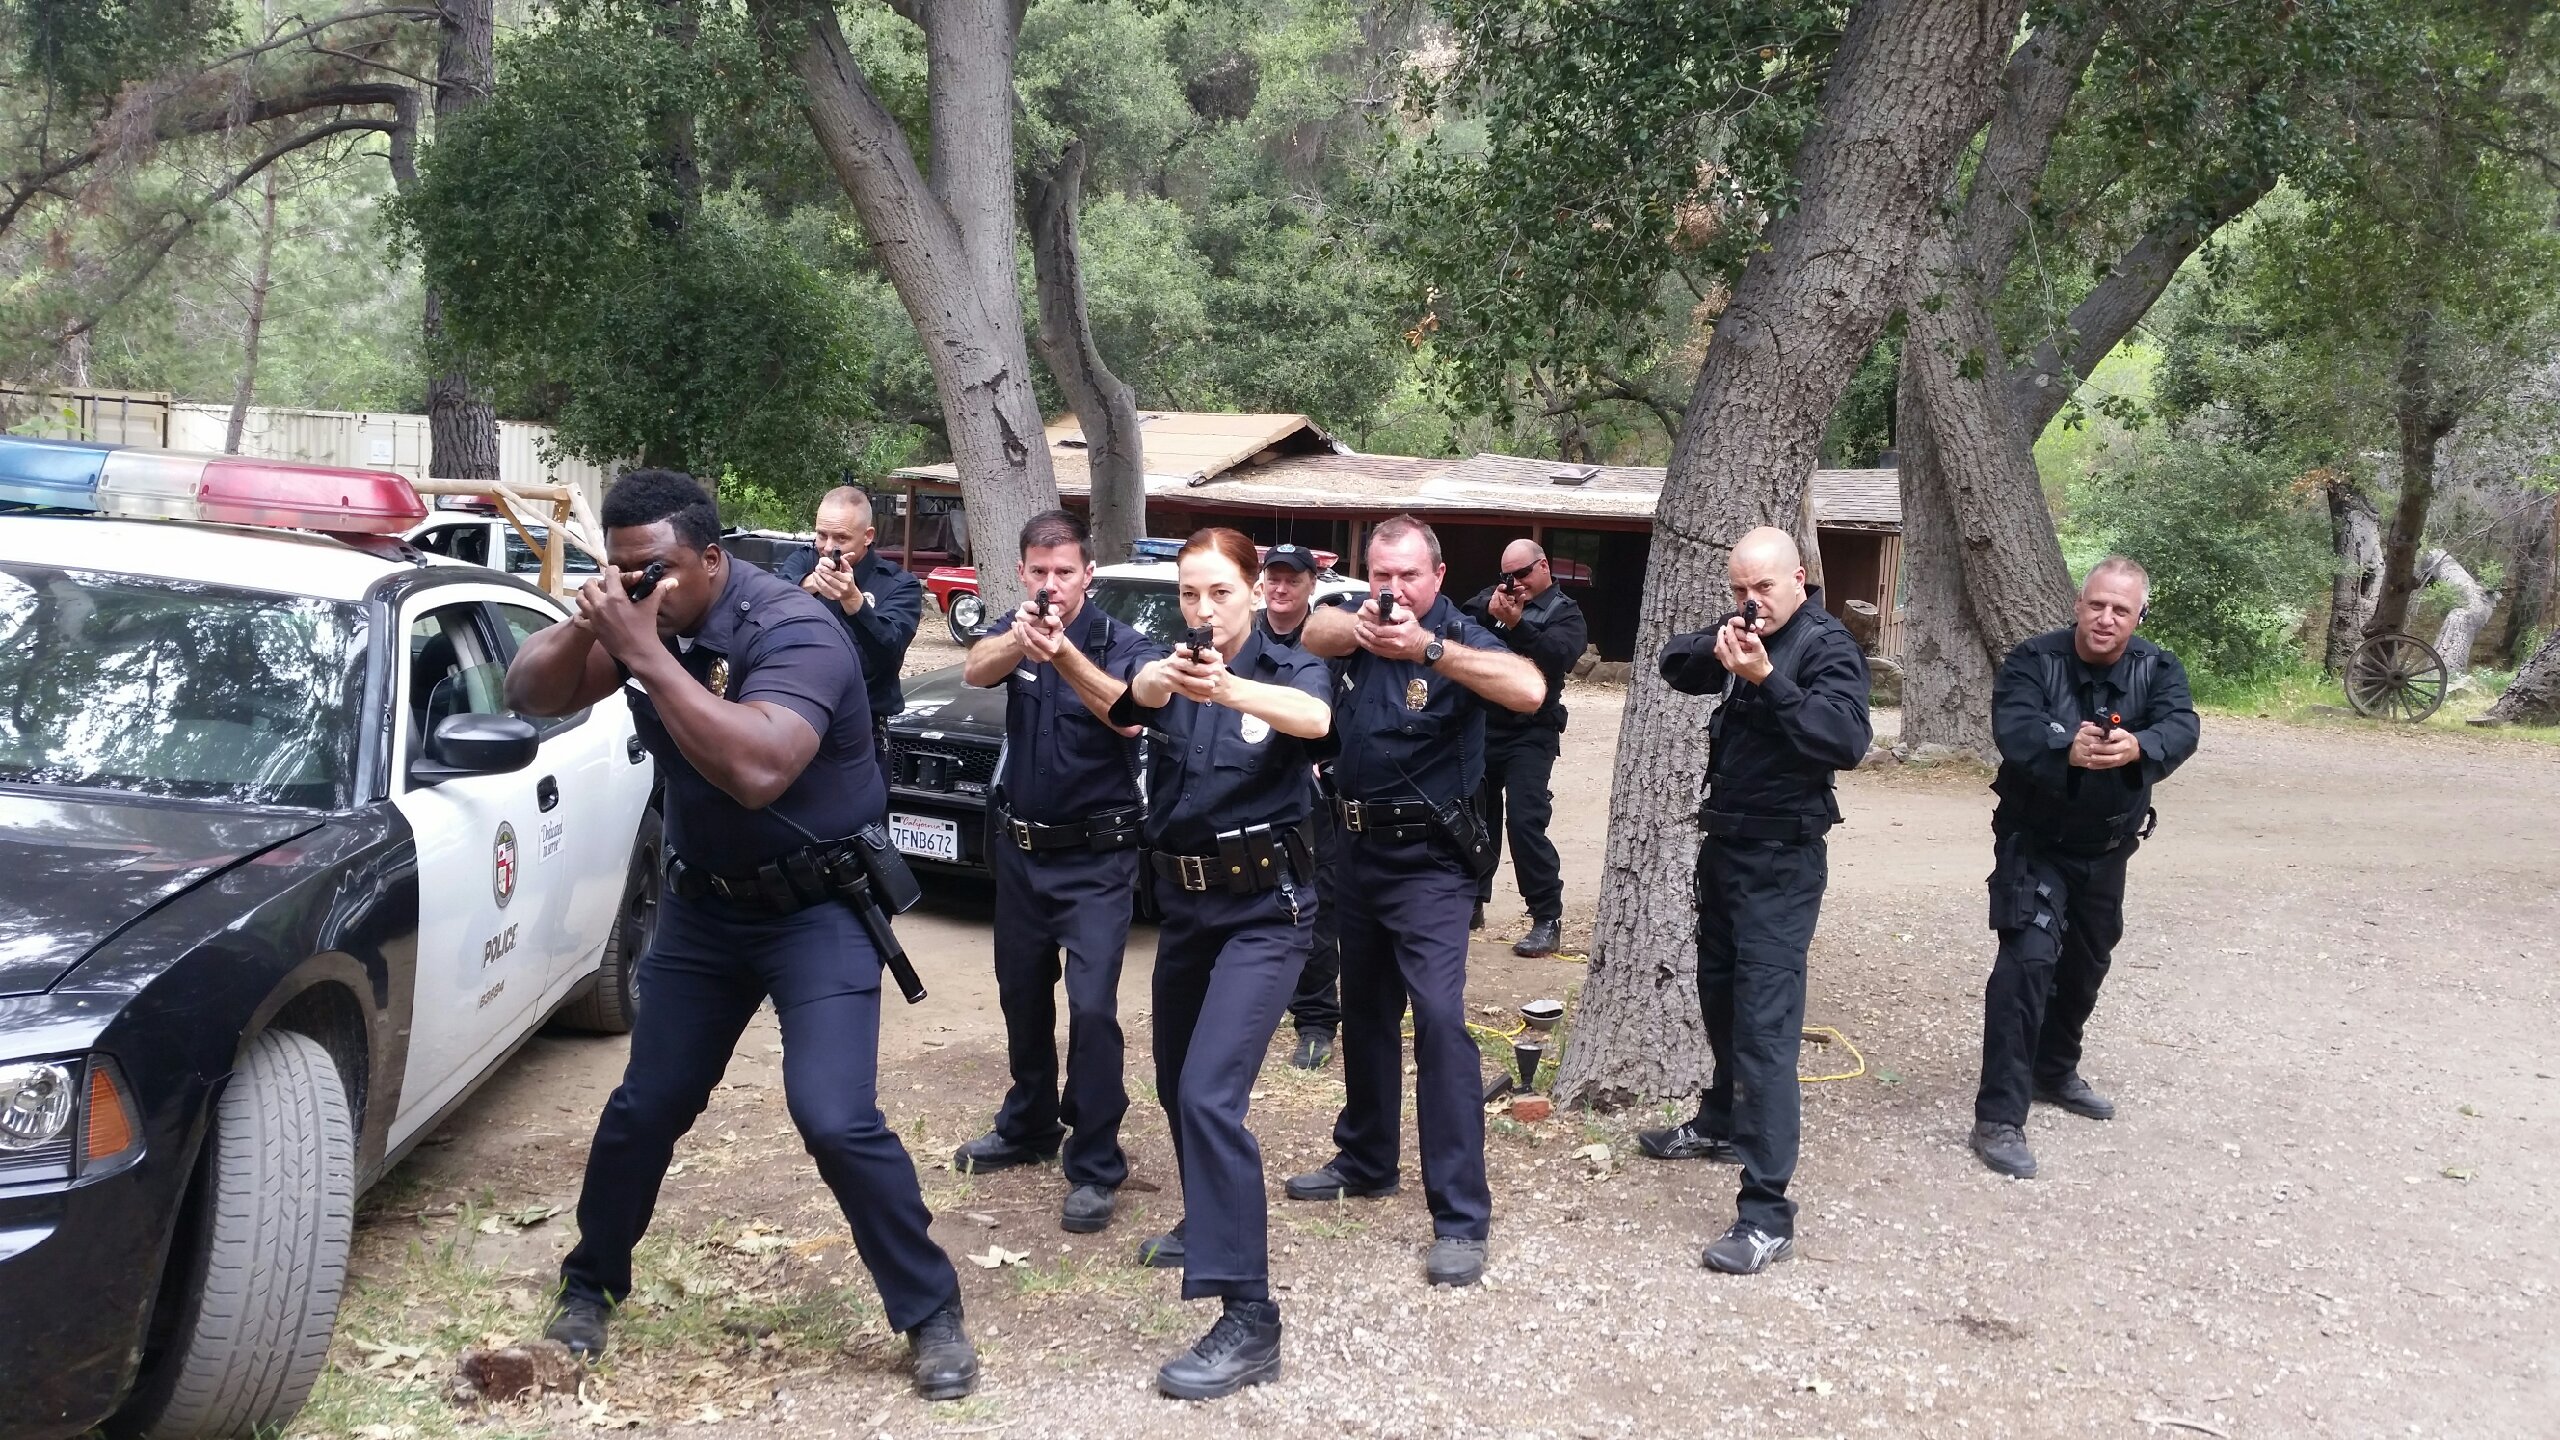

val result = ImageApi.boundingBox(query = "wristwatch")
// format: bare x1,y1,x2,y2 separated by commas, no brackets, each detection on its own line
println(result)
1423,637,1446,665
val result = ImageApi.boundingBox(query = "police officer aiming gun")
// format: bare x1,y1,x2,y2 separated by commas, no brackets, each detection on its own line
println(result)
1643,526,1871,1276
777,485,925,771
1968,556,2197,1180
1288,515,1544,1288
503,470,978,1398
1258,544,1345,1070
1103,529,1334,1398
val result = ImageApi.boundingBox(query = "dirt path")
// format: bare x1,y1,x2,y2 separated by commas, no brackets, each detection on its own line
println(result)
315,688,2560,1440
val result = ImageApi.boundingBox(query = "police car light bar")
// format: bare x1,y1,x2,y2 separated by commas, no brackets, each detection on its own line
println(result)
0,435,425,534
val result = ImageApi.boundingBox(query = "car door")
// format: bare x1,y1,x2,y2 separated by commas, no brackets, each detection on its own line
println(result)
384,589,548,1149
492,598,653,1005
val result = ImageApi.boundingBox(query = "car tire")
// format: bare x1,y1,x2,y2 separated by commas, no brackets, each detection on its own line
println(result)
554,807,661,1035
112,1029,355,1440
944,590,983,645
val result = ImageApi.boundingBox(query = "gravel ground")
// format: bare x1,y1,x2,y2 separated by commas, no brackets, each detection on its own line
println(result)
319,665,2560,1440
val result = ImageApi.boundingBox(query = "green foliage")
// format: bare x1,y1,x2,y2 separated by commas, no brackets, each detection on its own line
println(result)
11,0,235,109
2068,432,2330,683
1821,334,1899,470
392,1,871,504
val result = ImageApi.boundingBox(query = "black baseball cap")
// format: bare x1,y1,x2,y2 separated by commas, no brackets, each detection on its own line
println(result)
1261,544,1318,574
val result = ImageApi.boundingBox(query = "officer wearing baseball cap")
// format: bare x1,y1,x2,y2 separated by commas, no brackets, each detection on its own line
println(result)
1256,544,1346,1069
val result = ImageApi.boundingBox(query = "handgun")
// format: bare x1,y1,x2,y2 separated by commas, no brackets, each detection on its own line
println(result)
1181,624,1217,662
2094,708,2124,740
1498,563,1535,596
1374,589,1398,625
820,548,844,571
1032,586,1054,620
623,560,670,600
1714,596,1760,632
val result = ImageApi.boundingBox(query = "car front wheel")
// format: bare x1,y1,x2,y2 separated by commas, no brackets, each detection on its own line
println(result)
944,590,983,645
113,1029,355,1440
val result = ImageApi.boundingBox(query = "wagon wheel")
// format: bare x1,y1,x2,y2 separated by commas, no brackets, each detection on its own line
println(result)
2345,632,2448,722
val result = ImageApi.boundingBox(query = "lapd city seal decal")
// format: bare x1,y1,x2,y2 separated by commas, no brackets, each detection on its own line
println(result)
493,822,518,909
1405,677,1429,711
1238,713,1271,745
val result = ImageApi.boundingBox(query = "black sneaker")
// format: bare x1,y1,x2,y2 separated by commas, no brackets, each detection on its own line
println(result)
2035,1073,2116,1121
1636,1120,1742,1163
1062,1183,1117,1234
1700,1221,1794,1275
952,1130,1057,1174
1137,1220,1186,1269
545,1295,609,1361
1513,918,1561,957
1426,1236,1486,1287
1969,1121,2037,1178
1289,1027,1334,1070
1156,1298,1281,1400
1283,1164,1399,1202
905,1299,979,1401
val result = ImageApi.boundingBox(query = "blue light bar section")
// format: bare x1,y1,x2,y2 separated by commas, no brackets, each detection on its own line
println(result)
1129,536,1184,563
0,436,117,509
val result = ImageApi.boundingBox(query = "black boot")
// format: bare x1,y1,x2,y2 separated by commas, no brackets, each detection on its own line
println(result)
2035,1072,2116,1120
545,1295,609,1361
1156,1298,1282,1400
905,1298,980,1400
1969,1121,2038,1179
1512,918,1562,957
1062,1183,1117,1234
1289,1027,1333,1070
952,1130,1058,1174
1136,1219,1186,1269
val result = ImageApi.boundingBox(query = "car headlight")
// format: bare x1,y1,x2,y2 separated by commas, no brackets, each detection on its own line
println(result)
0,1061,76,1152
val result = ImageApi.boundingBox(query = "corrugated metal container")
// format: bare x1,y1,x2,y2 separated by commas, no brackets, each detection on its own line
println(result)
0,386,172,446
169,404,432,480
500,421,614,512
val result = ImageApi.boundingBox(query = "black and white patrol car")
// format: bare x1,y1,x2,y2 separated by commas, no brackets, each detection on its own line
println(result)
0,441,660,1440
880,545,1364,875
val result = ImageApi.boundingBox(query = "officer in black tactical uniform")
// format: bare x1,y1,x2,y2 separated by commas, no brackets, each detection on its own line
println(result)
1969,556,2198,1180
1461,538,1589,957
1257,543,1345,1069
953,510,1163,1236
1287,515,1544,1288
775,485,924,766
506,470,976,1398
1641,526,1872,1276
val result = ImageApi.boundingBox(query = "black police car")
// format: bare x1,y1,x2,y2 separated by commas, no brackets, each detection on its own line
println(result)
879,546,1364,875
0,440,661,1440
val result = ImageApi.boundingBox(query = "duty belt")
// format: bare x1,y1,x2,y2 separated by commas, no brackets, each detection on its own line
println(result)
1698,809,1828,842
1150,822,1314,895
1334,796,1435,843
670,848,860,916
997,805,1142,854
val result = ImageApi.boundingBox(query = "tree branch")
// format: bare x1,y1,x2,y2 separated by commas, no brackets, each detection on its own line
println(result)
1957,15,2107,286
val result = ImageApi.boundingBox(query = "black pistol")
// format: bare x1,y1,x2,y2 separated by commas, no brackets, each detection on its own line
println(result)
1374,589,1398,625
624,560,670,601
1714,595,1760,632
1181,624,1217,662
1032,586,1054,620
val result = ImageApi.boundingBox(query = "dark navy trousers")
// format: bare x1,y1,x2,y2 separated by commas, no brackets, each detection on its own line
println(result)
561,890,959,1332
1285,788,1343,1033
988,840,1136,1189
1694,835,1828,1238
1153,877,1314,1300
1328,832,1491,1240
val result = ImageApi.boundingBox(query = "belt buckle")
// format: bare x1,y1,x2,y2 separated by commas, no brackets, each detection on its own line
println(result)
1341,800,1365,833
1010,817,1034,851
1176,855,1210,892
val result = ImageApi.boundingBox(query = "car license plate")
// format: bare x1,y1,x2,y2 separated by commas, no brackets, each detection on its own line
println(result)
888,813,959,863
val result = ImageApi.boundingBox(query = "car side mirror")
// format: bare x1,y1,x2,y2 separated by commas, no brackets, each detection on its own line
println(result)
413,712,540,784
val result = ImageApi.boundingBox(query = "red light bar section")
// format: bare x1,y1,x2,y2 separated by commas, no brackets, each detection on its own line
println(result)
199,458,425,534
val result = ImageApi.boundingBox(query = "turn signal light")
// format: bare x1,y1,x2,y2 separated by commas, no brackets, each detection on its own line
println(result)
82,1057,141,1175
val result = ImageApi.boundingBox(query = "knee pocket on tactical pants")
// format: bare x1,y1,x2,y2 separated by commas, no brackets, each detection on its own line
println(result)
1988,866,2059,938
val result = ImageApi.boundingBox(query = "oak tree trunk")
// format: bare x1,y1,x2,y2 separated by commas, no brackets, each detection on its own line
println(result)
1555,0,2027,1109
1027,141,1146,561
2367,318,2454,642
2419,548,2492,679
224,169,280,455
2490,494,2551,665
778,0,1057,614
426,0,500,483
1894,353,2002,755
2324,475,2383,674
2481,624,2560,725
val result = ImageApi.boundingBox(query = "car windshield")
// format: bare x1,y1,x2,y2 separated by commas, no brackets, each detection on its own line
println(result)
1086,577,1186,644
0,564,367,809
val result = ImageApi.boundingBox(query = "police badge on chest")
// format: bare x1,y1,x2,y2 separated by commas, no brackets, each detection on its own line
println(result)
705,657,731,698
1405,677,1429,711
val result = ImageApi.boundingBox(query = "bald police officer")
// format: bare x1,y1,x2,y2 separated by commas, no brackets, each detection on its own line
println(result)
1287,515,1545,1287
508,470,977,1398
1968,556,2198,1180
1644,527,1871,1275
1462,538,1589,956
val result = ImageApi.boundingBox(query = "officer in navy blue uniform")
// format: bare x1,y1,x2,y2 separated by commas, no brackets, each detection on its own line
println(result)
1287,515,1545,1288
1257,544,1346,1070
503,470,977,1398
952,510,1164,1236
1644,527,1871,1277
1077,529,1335,1398
774,485,925,764
1968,556,2197,1181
